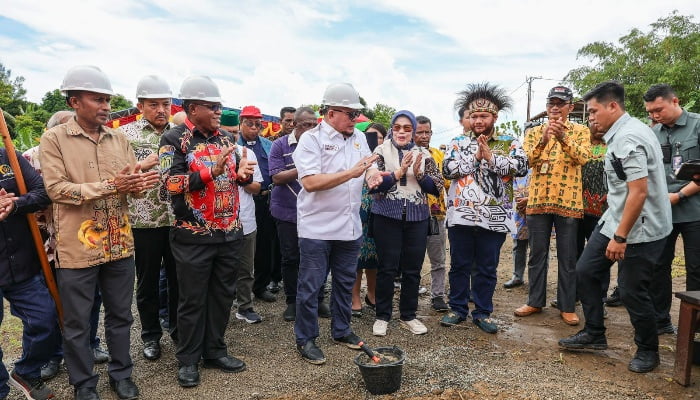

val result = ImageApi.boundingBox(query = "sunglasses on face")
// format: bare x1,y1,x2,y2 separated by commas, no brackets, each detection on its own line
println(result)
392,124,413,133
330,108,361,121
546,101,569,108
242,120,263,129
194,102,223,112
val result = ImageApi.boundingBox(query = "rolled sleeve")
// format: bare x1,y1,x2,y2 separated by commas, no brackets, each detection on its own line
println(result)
623,149,648,182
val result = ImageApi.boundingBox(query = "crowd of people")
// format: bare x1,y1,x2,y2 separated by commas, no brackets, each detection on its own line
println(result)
1,64,700,400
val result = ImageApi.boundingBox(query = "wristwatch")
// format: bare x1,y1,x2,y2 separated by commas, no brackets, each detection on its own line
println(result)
613,234,627,243
677,191,688,202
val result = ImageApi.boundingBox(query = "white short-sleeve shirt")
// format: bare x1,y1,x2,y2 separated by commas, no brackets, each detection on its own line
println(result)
293,120,371,240
237,148,263,235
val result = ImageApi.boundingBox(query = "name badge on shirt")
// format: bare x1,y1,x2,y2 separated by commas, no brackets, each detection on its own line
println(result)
353,141,360,150
324,144,339,152
539,161,550,174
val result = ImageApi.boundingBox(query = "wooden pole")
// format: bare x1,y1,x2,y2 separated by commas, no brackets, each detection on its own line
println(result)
0,108,64,329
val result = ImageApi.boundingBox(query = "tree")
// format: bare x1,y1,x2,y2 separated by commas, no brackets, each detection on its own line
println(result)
498,120,522,138
110,94,133,111
41,89,70,114
565,11,700,118
0,62,28,115
369,103,396,128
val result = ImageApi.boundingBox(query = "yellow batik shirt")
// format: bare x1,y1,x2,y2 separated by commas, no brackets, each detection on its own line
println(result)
523,121,591,218
427,147,450,219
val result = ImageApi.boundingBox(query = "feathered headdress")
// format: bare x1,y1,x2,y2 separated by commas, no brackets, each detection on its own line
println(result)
455,82,513,116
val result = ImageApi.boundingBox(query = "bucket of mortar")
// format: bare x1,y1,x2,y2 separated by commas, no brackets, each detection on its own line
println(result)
354,346,405,395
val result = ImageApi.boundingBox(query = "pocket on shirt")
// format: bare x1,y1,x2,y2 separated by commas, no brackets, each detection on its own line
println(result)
680,139,699,161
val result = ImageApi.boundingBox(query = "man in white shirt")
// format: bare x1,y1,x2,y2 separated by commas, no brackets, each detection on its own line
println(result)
292,83,379,364
233,148,263,324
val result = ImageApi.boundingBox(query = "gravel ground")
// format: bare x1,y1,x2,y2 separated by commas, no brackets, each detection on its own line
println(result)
2,240,699,399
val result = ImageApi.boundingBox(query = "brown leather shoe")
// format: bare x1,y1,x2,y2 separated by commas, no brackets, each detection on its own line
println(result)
561,312,580,326
514,305,542,317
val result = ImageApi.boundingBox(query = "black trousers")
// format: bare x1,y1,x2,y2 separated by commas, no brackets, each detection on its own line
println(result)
172,239,243,365
56,258,135,388
253,196,280,295
576,224,666,352
275,219,324,305
373,214,428,321
133,227,178,343
651,220,700,326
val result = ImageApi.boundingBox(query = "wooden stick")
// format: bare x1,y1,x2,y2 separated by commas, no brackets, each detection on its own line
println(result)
0,108,63,330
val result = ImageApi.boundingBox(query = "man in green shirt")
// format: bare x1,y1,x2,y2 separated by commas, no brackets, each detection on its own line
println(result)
559,81,672,374
643,84,700,335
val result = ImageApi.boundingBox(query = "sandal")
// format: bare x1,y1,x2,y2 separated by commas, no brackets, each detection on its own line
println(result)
352,308,363,317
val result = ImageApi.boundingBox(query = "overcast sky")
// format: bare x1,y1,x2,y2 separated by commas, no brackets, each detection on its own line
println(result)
1,1,698,144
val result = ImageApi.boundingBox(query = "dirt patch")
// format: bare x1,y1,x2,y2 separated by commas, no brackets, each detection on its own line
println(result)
2,239,699,399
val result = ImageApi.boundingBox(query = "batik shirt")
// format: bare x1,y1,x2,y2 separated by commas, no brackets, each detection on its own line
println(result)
159,118,246,244
524,121,591,218
582,142,608,217
121,118,175,229
40,118,138,269
443,132,528,233
427,147,450,220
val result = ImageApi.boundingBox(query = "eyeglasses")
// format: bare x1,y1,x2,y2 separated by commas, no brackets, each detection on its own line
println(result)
546,101,569,108
242,120,263,129
193,102,223,112
415,130,432,136
330,108,361,121
392,124,413,133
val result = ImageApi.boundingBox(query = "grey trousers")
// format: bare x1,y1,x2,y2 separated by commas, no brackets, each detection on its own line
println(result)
236,231,256,311
526,214,579,312
512,238,549,281
426,218,447,298
57,257,135,389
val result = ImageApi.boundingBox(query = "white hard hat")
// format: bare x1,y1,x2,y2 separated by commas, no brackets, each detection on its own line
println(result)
321,83,363,110
135,75,172,99
178,76,222,102
60,65,114,96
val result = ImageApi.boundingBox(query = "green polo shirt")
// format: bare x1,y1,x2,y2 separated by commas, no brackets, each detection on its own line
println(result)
599,113,672,244
652,110,700,223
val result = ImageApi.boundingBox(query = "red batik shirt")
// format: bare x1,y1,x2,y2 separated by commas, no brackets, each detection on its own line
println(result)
159,118,245,243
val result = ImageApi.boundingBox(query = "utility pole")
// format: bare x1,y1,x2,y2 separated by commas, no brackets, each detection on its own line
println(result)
525,76,542,121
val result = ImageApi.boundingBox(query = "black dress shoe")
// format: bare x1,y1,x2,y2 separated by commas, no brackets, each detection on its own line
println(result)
318,301,331,318
628,351,660,373
202,355,246,373
603,286,622,307
75,386,100,400
297,340,326,365
177,364,200,388
558,329,608,350
142,340,161,361
503,277,524,289
41,358,61,380
255,290,277,302
109,377,139,400
267,281,281,293
93,346,110,364
283,303,296,321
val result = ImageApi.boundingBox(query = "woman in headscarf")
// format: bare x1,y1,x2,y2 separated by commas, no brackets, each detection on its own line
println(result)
367,110,444,337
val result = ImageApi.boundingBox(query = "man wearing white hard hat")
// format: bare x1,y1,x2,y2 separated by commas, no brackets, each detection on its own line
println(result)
120,75,178,362
40,65,160,400
293,83,381,364
159,76,256,387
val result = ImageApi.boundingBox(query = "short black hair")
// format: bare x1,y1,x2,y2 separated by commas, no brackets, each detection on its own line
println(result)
416,115,431,126
183,100,195,115
280,106,296,118
457,105,467,119
582,81,625,110
643,84,676,102
65,90,81,107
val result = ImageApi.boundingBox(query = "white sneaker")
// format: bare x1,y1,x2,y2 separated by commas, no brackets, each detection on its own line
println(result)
373,319,388,336
401,318,428,335
418,286,428,295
